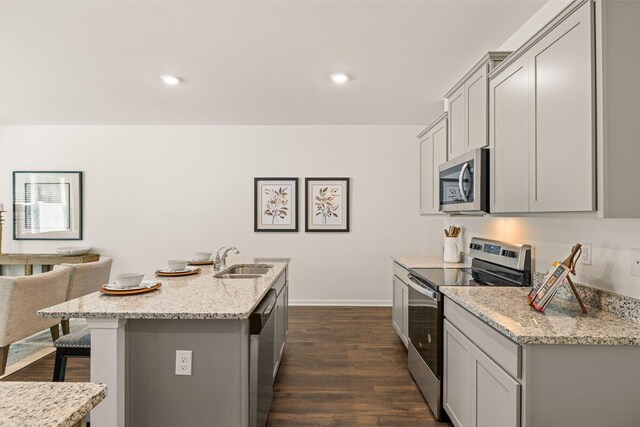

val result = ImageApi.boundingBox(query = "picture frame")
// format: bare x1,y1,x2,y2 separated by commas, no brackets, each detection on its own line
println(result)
305,177,350,232
254,177,299,232
13,171,83,240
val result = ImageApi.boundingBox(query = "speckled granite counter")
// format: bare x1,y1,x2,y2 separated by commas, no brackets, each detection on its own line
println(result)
441,286,640,345
0,382,106,427
38,259,288,320
391,255,469,269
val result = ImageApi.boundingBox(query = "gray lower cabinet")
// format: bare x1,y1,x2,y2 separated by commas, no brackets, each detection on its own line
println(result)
272,273,288,383
392,262,410,347
444,296,640,426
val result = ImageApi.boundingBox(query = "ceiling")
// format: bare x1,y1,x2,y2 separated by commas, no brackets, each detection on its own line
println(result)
0,0,544,125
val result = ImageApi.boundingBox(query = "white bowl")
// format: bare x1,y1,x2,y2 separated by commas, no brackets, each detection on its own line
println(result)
194,252,212,261
168,259,188,271
114,273,145,288
56,246,91,256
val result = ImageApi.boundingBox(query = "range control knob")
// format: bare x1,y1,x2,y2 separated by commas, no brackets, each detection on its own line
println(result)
501,250,517,258
469,243,482,251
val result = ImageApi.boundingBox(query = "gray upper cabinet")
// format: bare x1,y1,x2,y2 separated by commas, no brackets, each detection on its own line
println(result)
489,0,595,214
448,87,466,159
490,57,531,213
445,52,511,159
419,113,448,215
528,1,594,212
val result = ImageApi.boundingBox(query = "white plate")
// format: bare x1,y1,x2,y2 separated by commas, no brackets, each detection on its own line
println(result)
157,267,197,274
105,279,158,291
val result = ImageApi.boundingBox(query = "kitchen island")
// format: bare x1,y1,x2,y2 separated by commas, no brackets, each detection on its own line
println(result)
39,259,289,427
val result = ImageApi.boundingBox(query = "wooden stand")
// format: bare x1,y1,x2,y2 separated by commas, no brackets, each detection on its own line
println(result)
561,244,587,314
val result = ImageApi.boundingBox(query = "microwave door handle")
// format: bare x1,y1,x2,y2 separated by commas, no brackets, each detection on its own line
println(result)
458,162,469,202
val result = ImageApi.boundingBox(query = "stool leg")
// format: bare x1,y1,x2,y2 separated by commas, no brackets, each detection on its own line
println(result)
0,345,9,376
62,319,70,335
52,349,67,382
50,325,60,342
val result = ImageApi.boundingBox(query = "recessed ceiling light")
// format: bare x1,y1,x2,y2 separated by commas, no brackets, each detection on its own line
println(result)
160,75,182,85
330,72,350,84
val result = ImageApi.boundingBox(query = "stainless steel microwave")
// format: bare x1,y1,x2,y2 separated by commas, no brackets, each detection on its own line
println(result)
438,148,488,213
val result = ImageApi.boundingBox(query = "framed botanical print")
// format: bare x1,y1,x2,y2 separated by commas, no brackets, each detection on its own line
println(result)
13,171,83,240
305,177,350,232
254,178,298,232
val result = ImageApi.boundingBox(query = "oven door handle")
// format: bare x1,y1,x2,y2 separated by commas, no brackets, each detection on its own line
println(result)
407,274,437,299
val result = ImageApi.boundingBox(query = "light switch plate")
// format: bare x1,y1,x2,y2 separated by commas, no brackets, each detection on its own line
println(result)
632,249,640,277
175,350,192,376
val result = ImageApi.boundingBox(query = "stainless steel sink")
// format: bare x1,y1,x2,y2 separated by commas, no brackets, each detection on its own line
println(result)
214,264,273,279
215,274,263,279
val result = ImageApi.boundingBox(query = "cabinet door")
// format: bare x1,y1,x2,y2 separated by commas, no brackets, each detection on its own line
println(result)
419,131,435,214
529,0,594,212
392,277,403,338
448,86,466,159
472,346,521,427
490,57,531,213
276,286,287,363
443,320,473,427
466,66,488,151
273,293,281,383
401,283,409,346
432,118,448,212
283,282,288,343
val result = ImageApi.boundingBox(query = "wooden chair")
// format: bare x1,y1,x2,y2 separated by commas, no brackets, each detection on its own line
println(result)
0,268,71,375
59,257,112,335
53,257,112,381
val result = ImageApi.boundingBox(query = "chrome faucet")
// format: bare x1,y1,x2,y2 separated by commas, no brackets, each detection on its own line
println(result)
213,246,240,270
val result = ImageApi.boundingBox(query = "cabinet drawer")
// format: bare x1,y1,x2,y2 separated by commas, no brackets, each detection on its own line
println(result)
444,297,521,379
392,262,411,285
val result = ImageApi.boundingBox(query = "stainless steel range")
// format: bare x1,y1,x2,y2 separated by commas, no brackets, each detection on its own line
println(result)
406,237,531,421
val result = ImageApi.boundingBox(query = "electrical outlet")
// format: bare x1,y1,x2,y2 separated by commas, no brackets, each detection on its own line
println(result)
175,350,192,376
631,249,640,277
580,243,592,265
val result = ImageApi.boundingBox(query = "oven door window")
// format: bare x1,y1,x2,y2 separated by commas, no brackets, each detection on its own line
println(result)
440,159,474,206
408,286,440,378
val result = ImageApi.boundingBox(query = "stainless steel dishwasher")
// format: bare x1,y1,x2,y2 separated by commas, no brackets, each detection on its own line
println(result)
249,290,276,427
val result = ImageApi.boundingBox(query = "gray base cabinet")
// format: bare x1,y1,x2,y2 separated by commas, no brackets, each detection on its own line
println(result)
444,296,640,427
392,262,409,347
272,271,288,383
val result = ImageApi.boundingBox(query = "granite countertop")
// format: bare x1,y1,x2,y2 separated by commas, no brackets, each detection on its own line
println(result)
391,255,469,270
0,382,106,427
441,286,640,346
38,259,288,320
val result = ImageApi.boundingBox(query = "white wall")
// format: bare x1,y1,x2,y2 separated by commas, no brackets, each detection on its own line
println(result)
0,126,443,305
498,0,573,50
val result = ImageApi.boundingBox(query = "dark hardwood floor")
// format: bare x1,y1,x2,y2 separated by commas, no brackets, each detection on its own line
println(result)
2,306,449,426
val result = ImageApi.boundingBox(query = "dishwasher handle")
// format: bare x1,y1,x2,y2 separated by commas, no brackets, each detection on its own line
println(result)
249,290,277,334
407,274,438,299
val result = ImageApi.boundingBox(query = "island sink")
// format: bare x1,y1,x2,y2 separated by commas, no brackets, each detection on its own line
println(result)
214,264,272,278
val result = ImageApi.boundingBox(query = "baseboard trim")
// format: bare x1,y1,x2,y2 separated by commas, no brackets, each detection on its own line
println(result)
289,299,392,307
